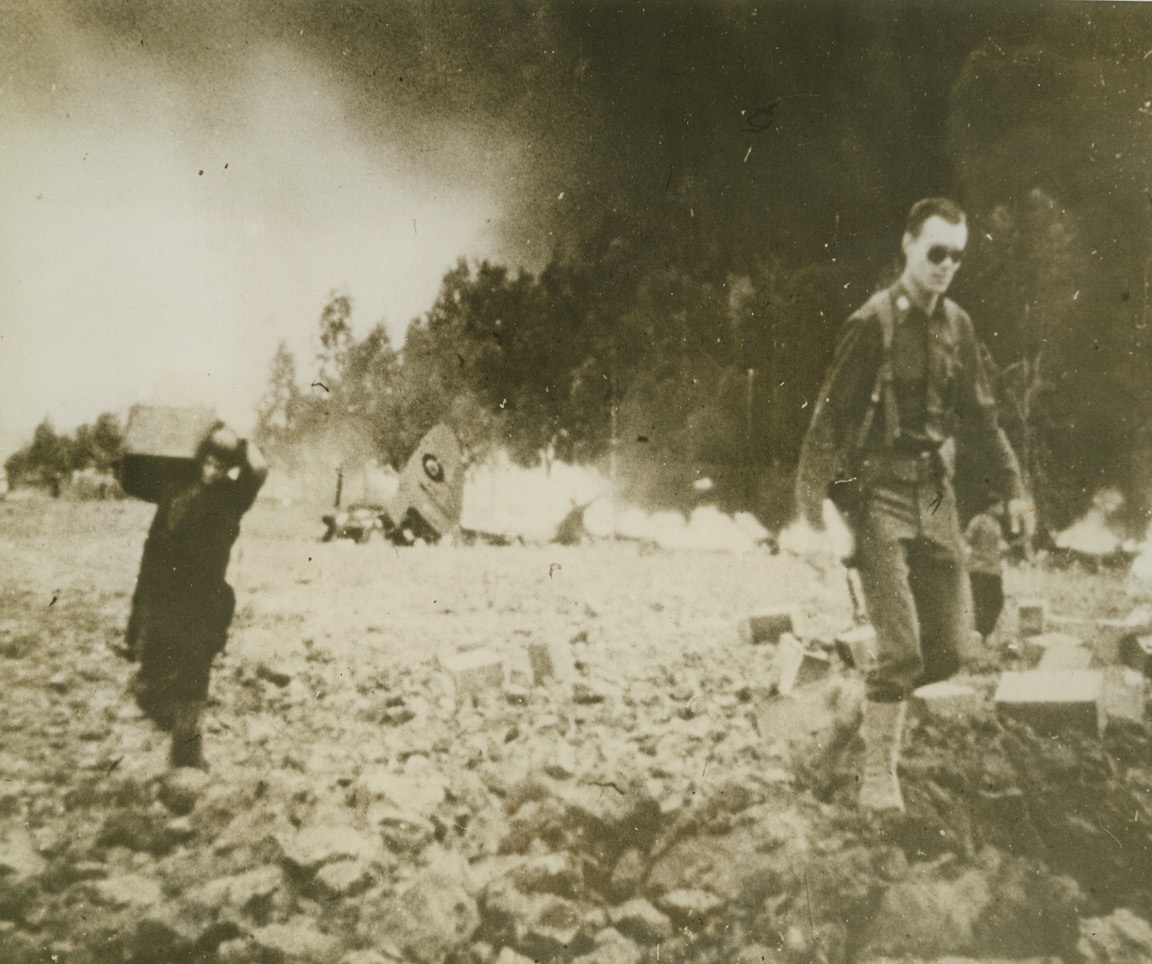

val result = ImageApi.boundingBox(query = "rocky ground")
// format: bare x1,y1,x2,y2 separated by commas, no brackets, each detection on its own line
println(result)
2,494,1152,963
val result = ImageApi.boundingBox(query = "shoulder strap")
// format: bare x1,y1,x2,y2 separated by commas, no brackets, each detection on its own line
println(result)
851,290,900,451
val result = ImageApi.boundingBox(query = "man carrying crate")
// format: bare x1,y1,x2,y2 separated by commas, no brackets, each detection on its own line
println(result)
121,410,267,768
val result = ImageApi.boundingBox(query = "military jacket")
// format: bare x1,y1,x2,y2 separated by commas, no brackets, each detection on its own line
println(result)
796,281,1023,527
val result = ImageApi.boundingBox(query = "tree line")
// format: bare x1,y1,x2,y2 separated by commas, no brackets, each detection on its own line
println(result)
4,415,124,495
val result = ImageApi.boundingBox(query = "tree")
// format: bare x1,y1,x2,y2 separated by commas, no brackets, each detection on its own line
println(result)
255,341,304,455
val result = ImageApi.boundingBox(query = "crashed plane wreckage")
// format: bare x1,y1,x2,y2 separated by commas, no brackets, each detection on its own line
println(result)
321,423,464,545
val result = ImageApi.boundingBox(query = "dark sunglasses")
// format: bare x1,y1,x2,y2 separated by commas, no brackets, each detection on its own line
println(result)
927,245,964,266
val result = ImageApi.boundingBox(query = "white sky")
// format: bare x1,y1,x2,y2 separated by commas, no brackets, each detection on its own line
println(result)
0,14,502,459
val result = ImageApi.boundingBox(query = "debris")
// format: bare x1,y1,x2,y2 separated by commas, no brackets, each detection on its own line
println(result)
276,824,380,876
1038,642,1094,672
994,670,1103,736
911,680,979,720
528,637,576,685
834,624,877,671
1018,600,1048,637
442,649,505,701
1101,666,1145,726
360,858,479,963
1020,631,1083,666
774,635,832,694
739,608,795,645
609,898,674,944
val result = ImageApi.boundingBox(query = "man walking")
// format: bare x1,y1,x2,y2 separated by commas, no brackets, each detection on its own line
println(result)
127,422,267,768
796,198,1031,812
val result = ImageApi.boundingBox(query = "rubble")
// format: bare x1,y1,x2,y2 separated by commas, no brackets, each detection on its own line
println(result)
8,497,1152,963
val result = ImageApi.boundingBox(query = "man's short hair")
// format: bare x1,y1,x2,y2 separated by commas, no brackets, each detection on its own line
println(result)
904,197,966,238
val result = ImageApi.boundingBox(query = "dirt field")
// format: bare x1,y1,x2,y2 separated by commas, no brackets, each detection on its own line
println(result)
2,494,1151,963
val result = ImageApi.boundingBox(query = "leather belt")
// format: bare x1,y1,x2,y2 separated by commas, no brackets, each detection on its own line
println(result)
860,450,939,485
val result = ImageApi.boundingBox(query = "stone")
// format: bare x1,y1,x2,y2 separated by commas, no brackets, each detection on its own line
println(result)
251,921,340,962
739,608,795,645
528,637,576,685
188,864,283,924
133,902,242,959
91,873,164,909
653,888,724,923
1018,600,1047,637
495,948,537,964
863,867,990,957
358,766,447,816
505,852,583,898
994,670,1103,737
774,635,832,695
1101,667,1145,726
97,810,174,855
164,816,196,844
370,805,436,855
360,860,479,963
572,929,645,964
911,681,979,720
609,898,674,944
0,825,47,879
277,825,379,876
608,847,646,900
485,886,592,960
572,680,608,704
255,663,292,687
315,859,375,899
1079,908,1152,963
340,952,403,964
834,624,877,671
158,767,212,816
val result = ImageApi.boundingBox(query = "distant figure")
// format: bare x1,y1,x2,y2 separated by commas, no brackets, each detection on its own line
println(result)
126,423,267,768
965,499,1008,645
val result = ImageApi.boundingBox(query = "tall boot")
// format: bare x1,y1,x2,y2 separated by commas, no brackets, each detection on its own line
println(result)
859,699,906,813
169,700,206,769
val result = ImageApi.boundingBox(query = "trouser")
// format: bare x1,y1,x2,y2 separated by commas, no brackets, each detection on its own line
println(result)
854,469,972,702
130,583,234,730
970,571,1005,638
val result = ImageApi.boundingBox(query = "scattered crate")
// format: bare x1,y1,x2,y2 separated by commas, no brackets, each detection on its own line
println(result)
441,649,505,701
739,608,795,646
774,635,832,695
1017,600,1047,637
833,624,877,672
1101,667,1146,726
527,637,576,686
911,680,979,720
994,670,1103,737
1037,643,1094,672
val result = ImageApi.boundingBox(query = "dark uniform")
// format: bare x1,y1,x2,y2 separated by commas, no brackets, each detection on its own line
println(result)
797,280,1023,702
127,442,264,762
